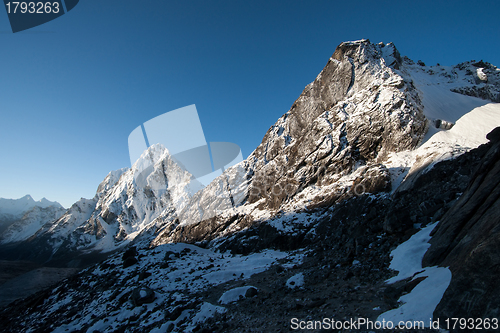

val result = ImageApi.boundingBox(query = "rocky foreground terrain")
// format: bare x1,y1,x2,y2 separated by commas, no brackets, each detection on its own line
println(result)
1,40,500,332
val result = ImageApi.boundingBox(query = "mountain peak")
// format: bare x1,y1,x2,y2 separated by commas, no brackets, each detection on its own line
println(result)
132,143,170,171
21,194,34,201
38,197,50,204
332,38,372,61
332,39,402,70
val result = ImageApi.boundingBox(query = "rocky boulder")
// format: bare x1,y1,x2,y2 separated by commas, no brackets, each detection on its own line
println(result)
130,287,155,306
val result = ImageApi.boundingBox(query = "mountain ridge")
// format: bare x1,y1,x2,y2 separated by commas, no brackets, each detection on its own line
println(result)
1,39,500,332
0,195,63,217
2,39,500,266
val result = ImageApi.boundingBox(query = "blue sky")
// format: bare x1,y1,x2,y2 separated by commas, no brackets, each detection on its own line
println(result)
0,0,499,208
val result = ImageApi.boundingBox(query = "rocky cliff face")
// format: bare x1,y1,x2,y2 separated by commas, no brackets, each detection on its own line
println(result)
246,41,425,204
423,127,500,320
151,39,500,248
151,40,428,246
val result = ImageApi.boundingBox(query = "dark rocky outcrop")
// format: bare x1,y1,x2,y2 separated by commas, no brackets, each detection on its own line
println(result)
451,85,500,103
122,246,138,268
423,127,500,321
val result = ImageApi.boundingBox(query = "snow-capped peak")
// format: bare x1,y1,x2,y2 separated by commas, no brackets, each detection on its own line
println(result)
132,143,171,173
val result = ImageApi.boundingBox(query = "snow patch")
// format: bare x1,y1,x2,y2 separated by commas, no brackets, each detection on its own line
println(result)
386,223,435,284
378,223,452,327
219,286,257,304
192,302,226,324
286,272,305,289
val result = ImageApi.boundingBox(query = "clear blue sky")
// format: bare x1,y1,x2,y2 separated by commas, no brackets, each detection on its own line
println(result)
0,0,499,208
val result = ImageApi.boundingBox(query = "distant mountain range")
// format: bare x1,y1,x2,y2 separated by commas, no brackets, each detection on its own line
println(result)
0,195,65,236
0,195,63,219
